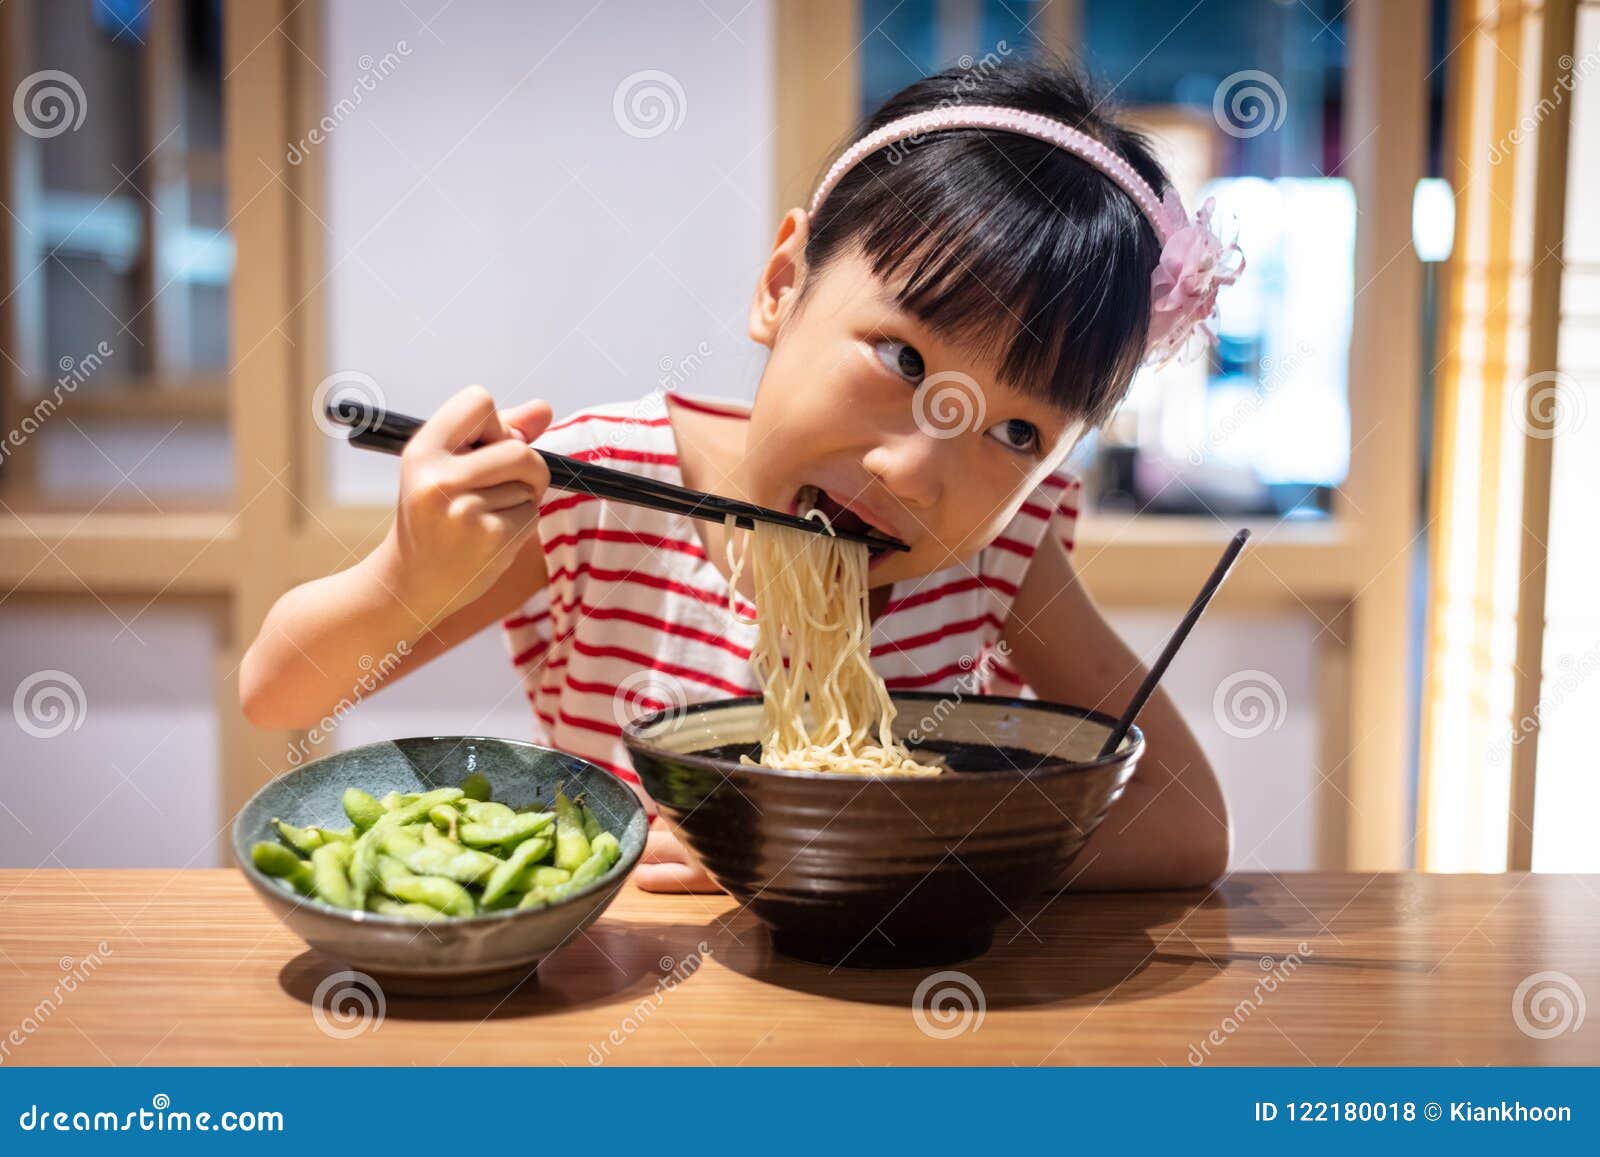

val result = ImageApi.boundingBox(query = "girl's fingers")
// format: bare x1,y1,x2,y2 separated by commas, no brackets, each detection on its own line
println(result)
445,437,552,492
409,386,503,455
634,860,723,894
488,502,542,543
474,482,539,512
500,399,553,444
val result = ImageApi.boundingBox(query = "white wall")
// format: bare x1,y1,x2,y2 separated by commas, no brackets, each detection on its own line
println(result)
321,0,775,504
1107,610,1322,871
1,604,221,868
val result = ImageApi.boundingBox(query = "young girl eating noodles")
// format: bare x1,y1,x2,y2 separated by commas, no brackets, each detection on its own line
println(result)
242,57,1241,894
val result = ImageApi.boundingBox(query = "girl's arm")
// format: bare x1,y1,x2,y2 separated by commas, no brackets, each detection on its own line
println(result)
240,387,552,730
1002,534,1231,890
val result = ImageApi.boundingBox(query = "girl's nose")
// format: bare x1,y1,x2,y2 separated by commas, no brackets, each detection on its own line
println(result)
863,433,949,512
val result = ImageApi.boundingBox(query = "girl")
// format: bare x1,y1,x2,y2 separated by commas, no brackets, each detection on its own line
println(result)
242,57,1238,893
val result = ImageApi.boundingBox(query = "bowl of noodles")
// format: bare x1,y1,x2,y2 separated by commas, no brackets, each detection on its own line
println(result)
624,693,1142,968
622,515,1142,968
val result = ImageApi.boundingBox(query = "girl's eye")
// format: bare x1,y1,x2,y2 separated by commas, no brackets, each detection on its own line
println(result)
874,339,925,384
988,418,1040,454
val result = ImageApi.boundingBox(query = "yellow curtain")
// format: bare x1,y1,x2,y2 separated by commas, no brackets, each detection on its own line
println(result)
1418,0,1576,870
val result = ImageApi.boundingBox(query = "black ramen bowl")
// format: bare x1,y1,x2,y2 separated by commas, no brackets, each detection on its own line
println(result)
233,736,648,995
623,694,1142,968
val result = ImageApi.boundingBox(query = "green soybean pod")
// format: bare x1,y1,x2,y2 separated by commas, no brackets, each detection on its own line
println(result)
310,841,357,909
383,788,465,829
342,788,386,832
516,887,553,911
313,826,355,844
580,803,603,842
348,828,382,907
480,835,552,906
420,824,461,853
386,872,474,917
428,805,461,839
462,800,516,825
589,831,621,868
403,843,502,886
367,896,447,922
459,810,552,850
547,832,622,902
272,819,324,855
460,772,492,802
553,792,591,872
379,827,425,859
380,791,403,810
251,842,314,895
518,865,572,889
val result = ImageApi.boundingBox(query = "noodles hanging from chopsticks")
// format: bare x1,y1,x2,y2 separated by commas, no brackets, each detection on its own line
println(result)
726,514,942,776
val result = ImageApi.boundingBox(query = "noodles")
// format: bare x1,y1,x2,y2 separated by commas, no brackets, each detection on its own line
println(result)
726,514,943,776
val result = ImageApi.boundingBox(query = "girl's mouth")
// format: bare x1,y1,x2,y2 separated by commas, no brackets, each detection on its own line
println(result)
793,484,901,566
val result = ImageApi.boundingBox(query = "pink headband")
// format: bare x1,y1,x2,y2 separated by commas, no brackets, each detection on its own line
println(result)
808,105,1244,367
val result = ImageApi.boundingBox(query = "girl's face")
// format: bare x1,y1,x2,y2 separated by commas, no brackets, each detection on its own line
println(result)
739,213,1083,588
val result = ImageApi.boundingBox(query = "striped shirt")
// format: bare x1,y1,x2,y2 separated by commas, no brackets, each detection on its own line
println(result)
502,390,1081,813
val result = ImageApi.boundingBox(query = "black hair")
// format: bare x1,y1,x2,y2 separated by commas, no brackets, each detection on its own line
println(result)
802,56,1171,428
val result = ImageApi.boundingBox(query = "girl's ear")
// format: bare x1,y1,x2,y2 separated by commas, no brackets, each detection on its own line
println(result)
748,208,809,348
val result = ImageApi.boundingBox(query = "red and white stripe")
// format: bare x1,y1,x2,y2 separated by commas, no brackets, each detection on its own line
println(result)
502,392,1079,813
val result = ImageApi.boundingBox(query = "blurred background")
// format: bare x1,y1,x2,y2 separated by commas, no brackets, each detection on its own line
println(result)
2,0,1595,875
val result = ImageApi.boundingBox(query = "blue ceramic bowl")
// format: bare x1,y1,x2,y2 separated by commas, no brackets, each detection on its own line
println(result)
232,736,648,994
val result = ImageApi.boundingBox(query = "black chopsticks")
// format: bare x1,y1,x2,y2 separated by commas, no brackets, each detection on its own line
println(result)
325,402,910,553
1096,528,1251,758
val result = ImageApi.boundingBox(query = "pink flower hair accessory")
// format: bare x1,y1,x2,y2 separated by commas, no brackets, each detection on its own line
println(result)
808,105,1245,368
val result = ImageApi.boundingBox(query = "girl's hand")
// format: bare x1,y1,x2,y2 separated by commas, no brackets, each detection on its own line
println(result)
635,826,724,893
375,386,554,622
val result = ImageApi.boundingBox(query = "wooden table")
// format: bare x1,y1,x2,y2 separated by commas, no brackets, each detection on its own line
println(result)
1,870,1596,1066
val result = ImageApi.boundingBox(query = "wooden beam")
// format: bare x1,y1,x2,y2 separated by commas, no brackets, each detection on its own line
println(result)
774,0,860,218
1339,0,1427,869
1033,0,1081,58
1506,0,1577,870
223,0,305,821
0,512,238,591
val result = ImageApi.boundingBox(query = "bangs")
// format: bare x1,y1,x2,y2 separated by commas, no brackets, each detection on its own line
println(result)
807,129,1163,428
